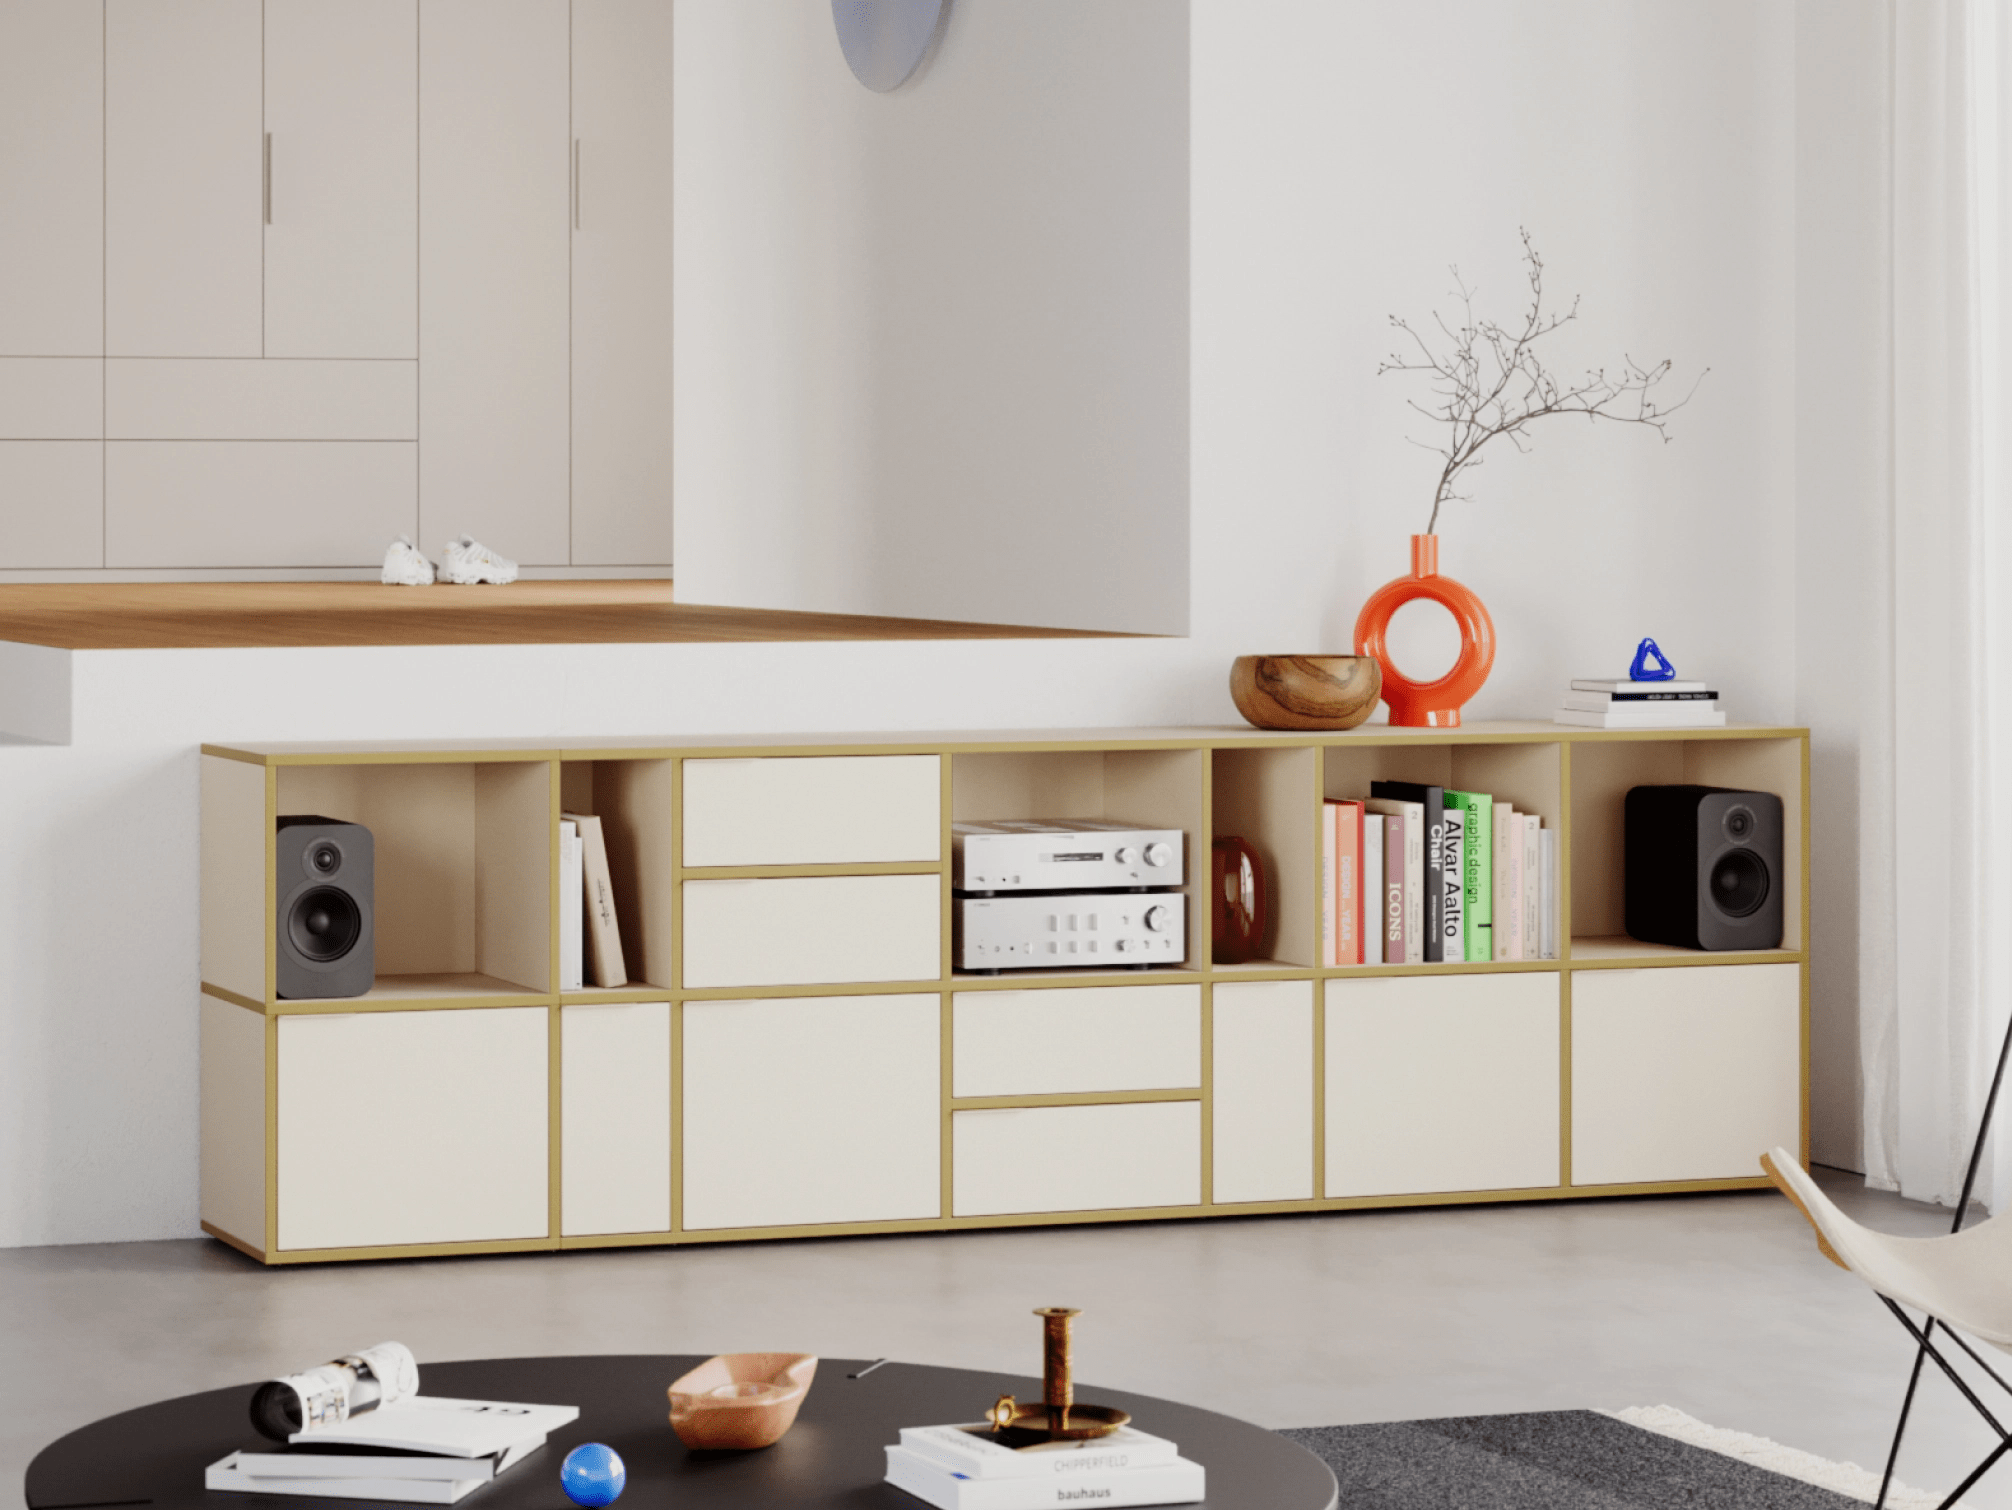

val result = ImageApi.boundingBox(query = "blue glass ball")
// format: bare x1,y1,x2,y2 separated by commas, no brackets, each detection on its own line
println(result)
560,1442,626,1507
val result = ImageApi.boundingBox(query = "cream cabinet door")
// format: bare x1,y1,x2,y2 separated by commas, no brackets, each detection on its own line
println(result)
276,1008,549,1252
1211,979,1313,1204
681,994,940,1230
561,1001,671,1237
106,1,264,357
953,1102,1200,1217
570,0,674,565
265,0,418,359
681,874,941,988
1571,963,1801,1186
0,1,102,356
1325,972,1561,1197
682,756,941,867
953,984,1199,1097
419,0,570,565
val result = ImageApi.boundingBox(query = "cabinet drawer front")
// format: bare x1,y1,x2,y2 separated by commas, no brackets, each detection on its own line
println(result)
277,1007,548,1251
0,442,101,568
953,1102,1200,1217
953,984,1199,1097
0,359,100,438
108,359,417,439
1325,972,1560,1198
106,441,416,567
681,874,940,988
682,755,941,867
1212,979,1314,1204
1571,963,1800,1186
561,1001,671,1237
682,993,940,1230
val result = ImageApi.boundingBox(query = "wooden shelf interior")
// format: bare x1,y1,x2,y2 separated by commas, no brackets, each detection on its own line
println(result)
1211,745,1318,968
1569,737,1802,950
951,747,1207,968
559,758,675,991
275,760,553,995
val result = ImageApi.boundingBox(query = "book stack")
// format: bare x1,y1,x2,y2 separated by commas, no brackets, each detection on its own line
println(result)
1555,679,1726,729
885,1422,1205,1510
1322,783,1557,965
209,1397,581,1504
560,812,627,988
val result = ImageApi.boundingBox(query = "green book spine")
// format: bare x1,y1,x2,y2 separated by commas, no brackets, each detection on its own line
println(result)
1445,791,1493,962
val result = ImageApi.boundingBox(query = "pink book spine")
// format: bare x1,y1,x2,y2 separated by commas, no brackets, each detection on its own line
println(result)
1322,802,1340,967
1335,801,1361,966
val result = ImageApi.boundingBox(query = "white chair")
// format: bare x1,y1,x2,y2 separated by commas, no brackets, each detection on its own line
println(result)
1764,1038,2012,1510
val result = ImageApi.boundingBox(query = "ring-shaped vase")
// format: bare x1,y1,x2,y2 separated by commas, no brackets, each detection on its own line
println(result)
1352,534,1496,728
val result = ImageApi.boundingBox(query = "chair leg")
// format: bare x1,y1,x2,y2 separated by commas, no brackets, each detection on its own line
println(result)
1936,1438,2012,1510
1880,1326,1933,1510
1880,1298,2012,1508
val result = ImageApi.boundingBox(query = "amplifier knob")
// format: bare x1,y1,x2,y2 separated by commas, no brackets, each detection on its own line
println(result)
1143,842,1172,867
1143,905,1171,932
1114,846,1134,864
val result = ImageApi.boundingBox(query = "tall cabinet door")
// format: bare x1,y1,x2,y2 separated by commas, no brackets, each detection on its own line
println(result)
419,0,570,565
265,0,418,359
571,0,674,566
0,1,102,357
106,0,264,357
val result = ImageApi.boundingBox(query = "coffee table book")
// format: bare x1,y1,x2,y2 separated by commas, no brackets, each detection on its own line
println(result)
884,1445,1204,1510
206,1440,541,1505
899,1423,1180,1479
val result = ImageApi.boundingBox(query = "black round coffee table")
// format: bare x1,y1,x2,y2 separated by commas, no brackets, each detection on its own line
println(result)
25,1355,1336,1510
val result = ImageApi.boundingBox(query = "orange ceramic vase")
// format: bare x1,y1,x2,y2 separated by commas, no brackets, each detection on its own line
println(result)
1352,534,1496,728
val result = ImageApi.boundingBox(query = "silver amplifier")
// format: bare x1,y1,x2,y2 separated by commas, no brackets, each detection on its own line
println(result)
955,892,1186,971
953,819,1184,893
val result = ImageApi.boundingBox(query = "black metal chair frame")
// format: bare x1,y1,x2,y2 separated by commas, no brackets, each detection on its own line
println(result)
1875,1008,2012,1510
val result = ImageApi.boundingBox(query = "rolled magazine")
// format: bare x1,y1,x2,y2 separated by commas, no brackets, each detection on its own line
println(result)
249,1342,420,1441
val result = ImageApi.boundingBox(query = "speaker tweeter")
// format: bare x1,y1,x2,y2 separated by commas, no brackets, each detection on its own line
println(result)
1624,785,1784,951
276,816,375,998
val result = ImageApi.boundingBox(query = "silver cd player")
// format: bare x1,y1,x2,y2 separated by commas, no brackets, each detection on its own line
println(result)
956,892,1187,971
953,819,1184,893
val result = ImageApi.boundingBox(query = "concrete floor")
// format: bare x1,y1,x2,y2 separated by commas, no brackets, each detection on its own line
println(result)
7,1169,2009,1507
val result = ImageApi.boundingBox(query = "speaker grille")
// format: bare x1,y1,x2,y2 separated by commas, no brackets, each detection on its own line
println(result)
1709,848,1771,918
288,885,363,962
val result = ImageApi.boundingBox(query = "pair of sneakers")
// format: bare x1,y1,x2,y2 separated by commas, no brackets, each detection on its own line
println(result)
382,534,519,586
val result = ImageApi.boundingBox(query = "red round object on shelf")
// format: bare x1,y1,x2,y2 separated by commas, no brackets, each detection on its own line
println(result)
1353,534,1496,728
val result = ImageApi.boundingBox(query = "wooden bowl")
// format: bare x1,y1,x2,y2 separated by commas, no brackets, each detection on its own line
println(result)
667,1353,818,1450
1230,655,1381,730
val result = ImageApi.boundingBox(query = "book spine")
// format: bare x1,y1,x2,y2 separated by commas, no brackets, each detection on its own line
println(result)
885,1449,1205,1510
1402,805,1423,963
1522,815,1541,964
1493,805,1515,962
1439,818,1464,957
1422,789,1444,963
1362,816,1384,964
1541,828,1558,958
1383,813,1404,961
1321,802,1338,967
1336,802,1361,966
568,814,628,988
896,1429,1180,1480
1458,793,1491,962
559,820,583,992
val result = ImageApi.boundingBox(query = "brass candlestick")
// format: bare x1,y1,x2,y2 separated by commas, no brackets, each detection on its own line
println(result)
985,1306,1131,1444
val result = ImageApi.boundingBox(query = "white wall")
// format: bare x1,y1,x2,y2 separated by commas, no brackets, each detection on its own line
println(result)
0,0,1814,1246
673,0,1192,636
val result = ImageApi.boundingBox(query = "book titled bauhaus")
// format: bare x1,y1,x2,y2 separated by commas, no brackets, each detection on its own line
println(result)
884,1444,1204,1510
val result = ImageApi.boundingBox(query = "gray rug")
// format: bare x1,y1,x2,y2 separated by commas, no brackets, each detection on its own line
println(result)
1282,1411,1866,1509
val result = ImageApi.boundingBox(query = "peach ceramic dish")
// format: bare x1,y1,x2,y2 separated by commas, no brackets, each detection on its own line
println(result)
667,1353,818,1450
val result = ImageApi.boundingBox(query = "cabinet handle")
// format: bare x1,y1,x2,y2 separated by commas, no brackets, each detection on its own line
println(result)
264,132,273,224
572,138,581,230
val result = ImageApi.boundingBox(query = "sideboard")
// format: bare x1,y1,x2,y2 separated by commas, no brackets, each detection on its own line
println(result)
198,721,1808,1264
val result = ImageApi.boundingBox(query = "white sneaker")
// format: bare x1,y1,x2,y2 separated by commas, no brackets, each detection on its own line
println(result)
381,535,435,586
437,534,519,585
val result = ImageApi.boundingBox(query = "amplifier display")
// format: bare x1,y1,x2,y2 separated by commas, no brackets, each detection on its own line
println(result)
955,892,1186,972
953,820,1184,893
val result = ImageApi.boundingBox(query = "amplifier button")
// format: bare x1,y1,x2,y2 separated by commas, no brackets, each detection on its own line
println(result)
1144,843,1172,867
1143,905,1171,932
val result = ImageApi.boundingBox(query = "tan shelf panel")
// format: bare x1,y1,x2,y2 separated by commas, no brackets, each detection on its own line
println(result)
949,965,1202,990
1210,958,1312,976
1321,959,1562,978
1568,936,1804,967
274,972,551,1011
559,983,676,1004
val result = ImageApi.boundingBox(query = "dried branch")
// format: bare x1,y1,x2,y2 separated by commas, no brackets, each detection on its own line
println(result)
1378,229,1705,533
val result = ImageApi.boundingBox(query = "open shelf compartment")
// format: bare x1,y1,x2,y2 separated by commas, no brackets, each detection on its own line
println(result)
559,758,675,995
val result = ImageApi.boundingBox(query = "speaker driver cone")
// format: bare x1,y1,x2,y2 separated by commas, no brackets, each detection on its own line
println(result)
289,885,362,962
1709,849,1770,918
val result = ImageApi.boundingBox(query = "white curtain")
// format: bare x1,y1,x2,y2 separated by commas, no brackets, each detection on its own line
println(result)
1864,0,2012,1210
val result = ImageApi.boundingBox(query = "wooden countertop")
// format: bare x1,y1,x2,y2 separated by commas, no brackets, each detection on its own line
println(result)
0,581,1119,650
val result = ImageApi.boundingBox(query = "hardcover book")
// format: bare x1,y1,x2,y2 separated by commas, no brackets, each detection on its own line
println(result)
1362,815,1385,964
1444,791,1492,962
1365,797,1424,964
1370,781,1445,962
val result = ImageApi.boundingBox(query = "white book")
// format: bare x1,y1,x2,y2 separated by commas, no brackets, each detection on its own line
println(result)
559,819,583,991
898,1423,1180,1480
1362,814,1385,964
228,1440,539,1482
884,1445,1205,1510
1553,706,1727,729
1522,814,1541,964
208,1457,488,1503
290,1397,580,1457
1539,828,1558,959
1570,678,1712,693
1364,798,1423,964
1559,690,1717,711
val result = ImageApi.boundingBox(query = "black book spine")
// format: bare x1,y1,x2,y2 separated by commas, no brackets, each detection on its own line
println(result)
1371,781,1444,962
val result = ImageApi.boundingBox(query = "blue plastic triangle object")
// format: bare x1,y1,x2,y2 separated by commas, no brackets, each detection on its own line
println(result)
1629,638,1676,682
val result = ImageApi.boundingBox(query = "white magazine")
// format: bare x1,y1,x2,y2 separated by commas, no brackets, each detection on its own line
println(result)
207,1457,488,1504
293,1397,580,1457
227,1439,542,1482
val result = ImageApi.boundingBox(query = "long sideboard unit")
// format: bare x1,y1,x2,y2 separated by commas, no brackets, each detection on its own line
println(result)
198,721,1810,1264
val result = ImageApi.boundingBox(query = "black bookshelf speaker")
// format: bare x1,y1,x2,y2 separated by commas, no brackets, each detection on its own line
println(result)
276,816,375,999
1624,786,1784,951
